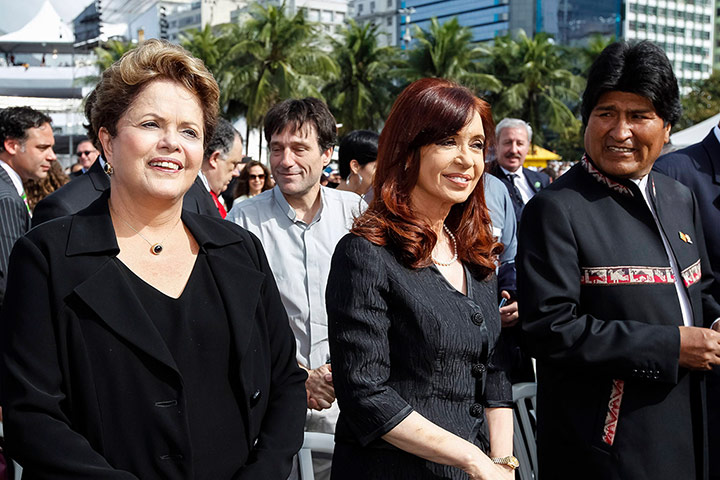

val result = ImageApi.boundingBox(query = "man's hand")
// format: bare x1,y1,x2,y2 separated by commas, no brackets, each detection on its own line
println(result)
305,363,335,411
499,291,519,328
678,326,720,370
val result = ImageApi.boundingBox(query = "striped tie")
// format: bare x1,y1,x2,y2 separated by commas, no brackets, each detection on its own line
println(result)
20,190,31,214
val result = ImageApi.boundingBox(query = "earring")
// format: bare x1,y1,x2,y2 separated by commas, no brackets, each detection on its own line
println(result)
103,162,114,176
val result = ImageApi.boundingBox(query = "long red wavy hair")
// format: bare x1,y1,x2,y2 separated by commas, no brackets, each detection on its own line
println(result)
352,78,501,274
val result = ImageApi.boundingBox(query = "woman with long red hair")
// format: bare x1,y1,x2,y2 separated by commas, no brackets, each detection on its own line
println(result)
327,78,515,480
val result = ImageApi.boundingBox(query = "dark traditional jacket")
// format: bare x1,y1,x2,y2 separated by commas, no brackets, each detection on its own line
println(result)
1,193,307,479
517,156,720,480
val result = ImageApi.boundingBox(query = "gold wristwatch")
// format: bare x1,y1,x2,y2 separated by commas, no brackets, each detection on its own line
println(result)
491,456,520,470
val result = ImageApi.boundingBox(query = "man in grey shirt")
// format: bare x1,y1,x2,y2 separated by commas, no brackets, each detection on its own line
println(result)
227,98,363,479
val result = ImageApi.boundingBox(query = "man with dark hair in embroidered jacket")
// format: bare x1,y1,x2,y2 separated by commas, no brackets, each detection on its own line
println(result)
517,41,720,480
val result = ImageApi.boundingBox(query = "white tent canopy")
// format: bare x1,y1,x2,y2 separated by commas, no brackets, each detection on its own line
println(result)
670,113,720,148
0,0,75,54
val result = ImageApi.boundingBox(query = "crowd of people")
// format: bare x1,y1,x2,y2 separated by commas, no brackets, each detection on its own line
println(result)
0,37,718,480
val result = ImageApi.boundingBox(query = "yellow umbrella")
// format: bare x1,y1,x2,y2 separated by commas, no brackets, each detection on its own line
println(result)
524,145,561,168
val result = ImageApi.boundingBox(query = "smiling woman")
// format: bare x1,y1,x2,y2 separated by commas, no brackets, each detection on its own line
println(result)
327,78,516,480
0,39,306,480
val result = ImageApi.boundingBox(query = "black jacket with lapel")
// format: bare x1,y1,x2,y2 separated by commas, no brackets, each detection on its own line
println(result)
1,193,306,479
488,162,550,224
183,176,221,218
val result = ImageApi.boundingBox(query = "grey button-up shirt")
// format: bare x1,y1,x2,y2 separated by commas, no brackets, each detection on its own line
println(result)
227,185,365,369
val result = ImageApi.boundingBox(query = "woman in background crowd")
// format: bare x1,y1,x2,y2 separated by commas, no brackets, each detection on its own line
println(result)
335,130,378,202
1,39,306,479
234,159,272,203
327,78,515,480
24,160,69,211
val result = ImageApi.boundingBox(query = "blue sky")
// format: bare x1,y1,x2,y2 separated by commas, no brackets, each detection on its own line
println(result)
0,0,88,34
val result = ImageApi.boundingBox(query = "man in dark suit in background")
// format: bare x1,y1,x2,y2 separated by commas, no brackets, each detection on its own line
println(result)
70,138,100,178
188,118,243,219
655,129,720,480
488,118,550,223
0,106,56,304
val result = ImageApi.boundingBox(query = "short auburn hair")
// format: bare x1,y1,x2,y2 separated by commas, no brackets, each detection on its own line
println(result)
352,78,501,273
85,39,219,156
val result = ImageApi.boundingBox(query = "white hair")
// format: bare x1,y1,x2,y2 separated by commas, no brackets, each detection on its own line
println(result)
495,118,532,142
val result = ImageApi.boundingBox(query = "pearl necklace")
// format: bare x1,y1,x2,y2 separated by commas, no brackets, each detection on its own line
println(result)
432,224,458,267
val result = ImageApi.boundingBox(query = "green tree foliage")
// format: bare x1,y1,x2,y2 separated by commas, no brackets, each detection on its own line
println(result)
324,20,400,133
478,30,585,151
94,40,137,72
222,2,337,155
400,17,501,93
675,70,720,130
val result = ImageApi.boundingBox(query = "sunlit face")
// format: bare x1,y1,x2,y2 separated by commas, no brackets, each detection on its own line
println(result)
584,91,670,179
99,80,204,203
5,122,56,181
76,140,99,169
247,165,266,195
496,126,529,173
411,111,486,213
268,124,332,200
207,135,243,195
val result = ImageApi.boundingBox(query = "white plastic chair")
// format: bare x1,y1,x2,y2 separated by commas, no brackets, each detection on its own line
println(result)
298,432,335,480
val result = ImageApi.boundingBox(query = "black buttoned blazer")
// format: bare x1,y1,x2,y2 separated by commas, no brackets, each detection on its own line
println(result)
1,193,307,479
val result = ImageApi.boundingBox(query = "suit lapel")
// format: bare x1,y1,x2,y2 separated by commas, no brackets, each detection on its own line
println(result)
701,130,720,186
88,160,111,193
73,260,181,379
0,166,14,189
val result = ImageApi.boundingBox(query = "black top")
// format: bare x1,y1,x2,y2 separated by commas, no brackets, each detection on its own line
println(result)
116,254,247,479
327,234,512,479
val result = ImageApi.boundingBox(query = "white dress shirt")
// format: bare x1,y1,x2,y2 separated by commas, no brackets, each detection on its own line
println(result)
0,160,24,196
500,166,535,204
632,175,693,326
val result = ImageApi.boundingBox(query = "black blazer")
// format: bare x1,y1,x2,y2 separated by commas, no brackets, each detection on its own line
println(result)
326,234,512,479
1,194,307,479
32,159,110,227
488,163,550,223
32,164,220,227
0,166,30,306
518,159,720,479
183,176,221,218
654,131,720,478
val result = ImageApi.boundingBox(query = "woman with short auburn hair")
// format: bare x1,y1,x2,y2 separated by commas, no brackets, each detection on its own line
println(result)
1,39,306,479
327,78,515,480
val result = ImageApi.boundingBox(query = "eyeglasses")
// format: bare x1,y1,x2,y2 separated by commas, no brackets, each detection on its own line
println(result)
76,150,95,157
249,174,265,180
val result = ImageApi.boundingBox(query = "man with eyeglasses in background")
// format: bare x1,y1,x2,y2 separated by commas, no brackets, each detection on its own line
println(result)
70,138,99,178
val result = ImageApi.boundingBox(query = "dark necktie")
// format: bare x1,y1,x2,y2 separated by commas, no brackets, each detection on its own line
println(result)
508,173,524,204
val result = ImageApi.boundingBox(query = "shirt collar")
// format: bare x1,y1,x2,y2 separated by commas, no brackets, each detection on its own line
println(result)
0,159,24,196
499,165,521,177
271,185,326,225
197,170,211,192
713,124,720,146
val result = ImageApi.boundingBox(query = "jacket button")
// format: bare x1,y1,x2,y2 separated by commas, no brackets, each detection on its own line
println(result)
469,403,483,418
250,389,262,405
471,312,484,326
471,363,486,377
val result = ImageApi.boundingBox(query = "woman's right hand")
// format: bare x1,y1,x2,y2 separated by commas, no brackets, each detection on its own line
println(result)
463,456,515,480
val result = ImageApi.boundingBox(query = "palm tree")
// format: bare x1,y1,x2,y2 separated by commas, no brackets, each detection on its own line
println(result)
323,20,400,133
222,2,338,157
181,24,224,76
77,40,137,86
399,17,501,94
479,31,584,147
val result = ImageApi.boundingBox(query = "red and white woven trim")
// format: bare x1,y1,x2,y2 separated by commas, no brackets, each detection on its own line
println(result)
602,379,625,446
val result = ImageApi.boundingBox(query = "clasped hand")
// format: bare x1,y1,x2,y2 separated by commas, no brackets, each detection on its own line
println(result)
305,363,335,411
678,325,720,370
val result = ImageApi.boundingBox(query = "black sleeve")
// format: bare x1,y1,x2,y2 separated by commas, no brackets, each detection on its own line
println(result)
1,236,139,479
517,193,681,383
234,231,308,480
326,235,414,446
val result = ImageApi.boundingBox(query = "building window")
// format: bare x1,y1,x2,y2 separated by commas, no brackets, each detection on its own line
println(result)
358,3,363,14
387,0,393,7
308,9,320,21
370,1,375,13
386,16,392,26
321,10,333,23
